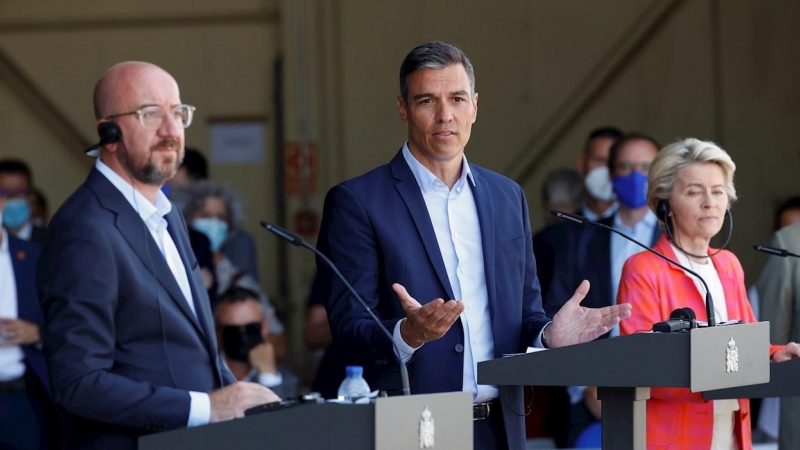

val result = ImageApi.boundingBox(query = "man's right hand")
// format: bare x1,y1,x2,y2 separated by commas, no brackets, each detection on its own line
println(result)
209,382,280,423
393,283,464,348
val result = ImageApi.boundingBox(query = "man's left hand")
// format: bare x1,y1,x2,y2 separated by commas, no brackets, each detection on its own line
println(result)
0,318,41,347
545,280,632,348
771,342,800,363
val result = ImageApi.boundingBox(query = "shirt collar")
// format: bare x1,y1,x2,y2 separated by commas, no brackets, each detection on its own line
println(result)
401,141,475,193
0,227,8,255
95,159,172,226
14,222,33,240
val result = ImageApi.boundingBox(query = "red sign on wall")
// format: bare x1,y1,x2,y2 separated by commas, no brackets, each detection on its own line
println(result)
283,141,318,197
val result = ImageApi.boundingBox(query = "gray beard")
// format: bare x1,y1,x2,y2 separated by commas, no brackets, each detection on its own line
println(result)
121,145,181,186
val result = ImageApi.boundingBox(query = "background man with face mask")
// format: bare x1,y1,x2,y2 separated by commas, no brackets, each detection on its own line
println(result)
213,286,298,400
0,159,47,244
0,191,59,449
543,132,663,447
577,127,623,221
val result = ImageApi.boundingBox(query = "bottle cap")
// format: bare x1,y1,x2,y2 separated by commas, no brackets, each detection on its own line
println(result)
345,366,363,377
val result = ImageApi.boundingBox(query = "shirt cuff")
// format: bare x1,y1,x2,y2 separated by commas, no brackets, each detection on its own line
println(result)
393,319,422,363
534,321,553,348
257,371,284,388
187,391,211,427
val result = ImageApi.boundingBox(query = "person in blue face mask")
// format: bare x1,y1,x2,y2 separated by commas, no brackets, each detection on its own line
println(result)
170,181,287,360
0,159,46,244
544,132,663,447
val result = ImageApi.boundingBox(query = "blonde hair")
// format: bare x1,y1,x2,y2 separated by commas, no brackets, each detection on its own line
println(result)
648,138,737,225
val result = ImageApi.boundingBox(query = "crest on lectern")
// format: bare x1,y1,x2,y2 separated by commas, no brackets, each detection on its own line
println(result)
726,337,739,373
419,405,434,448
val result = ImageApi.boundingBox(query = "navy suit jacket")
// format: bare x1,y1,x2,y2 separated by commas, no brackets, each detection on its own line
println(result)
316,151,550,450
8,235,51,397
544,214,663,318
37,168,235,449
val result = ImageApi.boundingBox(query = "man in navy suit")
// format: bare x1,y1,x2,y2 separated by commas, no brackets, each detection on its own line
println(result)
0,196,58,449
544,133,662,447
36,61,278,449
315,41,631,450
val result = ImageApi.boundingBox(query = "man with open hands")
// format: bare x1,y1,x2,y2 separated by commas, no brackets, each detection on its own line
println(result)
315,41,630,450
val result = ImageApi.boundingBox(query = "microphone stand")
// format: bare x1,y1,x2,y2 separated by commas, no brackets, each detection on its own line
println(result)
260,221,411,396
552,211,717,327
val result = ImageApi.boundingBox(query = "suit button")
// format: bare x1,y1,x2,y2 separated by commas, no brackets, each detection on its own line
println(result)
454,344,464,353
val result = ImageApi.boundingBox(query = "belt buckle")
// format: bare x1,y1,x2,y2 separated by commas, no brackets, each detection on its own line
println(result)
473,401,491,421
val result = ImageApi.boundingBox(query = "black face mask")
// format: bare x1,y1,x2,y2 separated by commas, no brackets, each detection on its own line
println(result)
221,322,263,362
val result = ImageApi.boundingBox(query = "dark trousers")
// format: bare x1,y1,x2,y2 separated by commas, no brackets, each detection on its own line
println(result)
473,404,509,450
0,371,57,450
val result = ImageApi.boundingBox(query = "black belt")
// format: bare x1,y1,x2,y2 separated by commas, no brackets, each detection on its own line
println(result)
0,377,26,394
473,399,500,421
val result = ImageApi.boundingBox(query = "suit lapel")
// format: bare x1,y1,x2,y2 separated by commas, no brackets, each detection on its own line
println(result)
469,169,498,318
390,152,455,300
598,216,614,302
86,169,205,337
166,211,214,344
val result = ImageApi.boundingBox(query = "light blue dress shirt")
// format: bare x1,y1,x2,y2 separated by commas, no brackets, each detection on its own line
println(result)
610,210,658,312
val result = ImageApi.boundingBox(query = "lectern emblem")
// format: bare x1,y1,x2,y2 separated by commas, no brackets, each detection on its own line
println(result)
726,337,739,373
419,405,435,448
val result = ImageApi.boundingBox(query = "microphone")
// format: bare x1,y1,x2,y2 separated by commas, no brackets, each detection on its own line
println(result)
753,244,800,259
552,210,717,328
259,220,411,397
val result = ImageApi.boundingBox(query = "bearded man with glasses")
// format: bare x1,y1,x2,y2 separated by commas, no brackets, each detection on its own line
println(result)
36,61,279,450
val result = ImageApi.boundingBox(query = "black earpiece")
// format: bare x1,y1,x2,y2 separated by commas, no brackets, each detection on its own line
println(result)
657,199,673,235
657,199,670,219
668,307,698,329
84,121,122,157
669,307,696,321
98,121,122,145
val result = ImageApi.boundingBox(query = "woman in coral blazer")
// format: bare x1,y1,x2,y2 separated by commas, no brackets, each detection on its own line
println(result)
618,138,800,450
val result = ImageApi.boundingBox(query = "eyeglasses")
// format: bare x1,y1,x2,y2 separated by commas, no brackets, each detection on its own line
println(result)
0,188,29,199
615,161,651,173
104,104,196,129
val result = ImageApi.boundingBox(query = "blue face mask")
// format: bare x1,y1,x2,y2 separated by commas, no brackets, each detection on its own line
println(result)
2,198,31,230
612,171,649,209
193,217,228,252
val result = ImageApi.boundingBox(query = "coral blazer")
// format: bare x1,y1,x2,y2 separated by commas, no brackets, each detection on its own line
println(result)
618,235,782,450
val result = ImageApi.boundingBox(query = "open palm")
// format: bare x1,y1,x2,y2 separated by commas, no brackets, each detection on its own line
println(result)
547,280,632,348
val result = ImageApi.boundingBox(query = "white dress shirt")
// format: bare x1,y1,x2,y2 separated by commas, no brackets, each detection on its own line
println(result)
0,227,25,381
95,160,210,427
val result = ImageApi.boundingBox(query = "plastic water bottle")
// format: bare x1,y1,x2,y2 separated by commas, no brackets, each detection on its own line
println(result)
337,366,371,403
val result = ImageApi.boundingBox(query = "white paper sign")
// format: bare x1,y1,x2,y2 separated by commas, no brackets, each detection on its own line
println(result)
209,121,266,164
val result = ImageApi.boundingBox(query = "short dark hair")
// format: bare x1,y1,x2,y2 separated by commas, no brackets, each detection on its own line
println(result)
213,286,260,317
775,196,800,231
182,148,208,181
541,168,583,209
584,126,623,155
607,133,661,174
399,41,475,103
0,159,33,185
